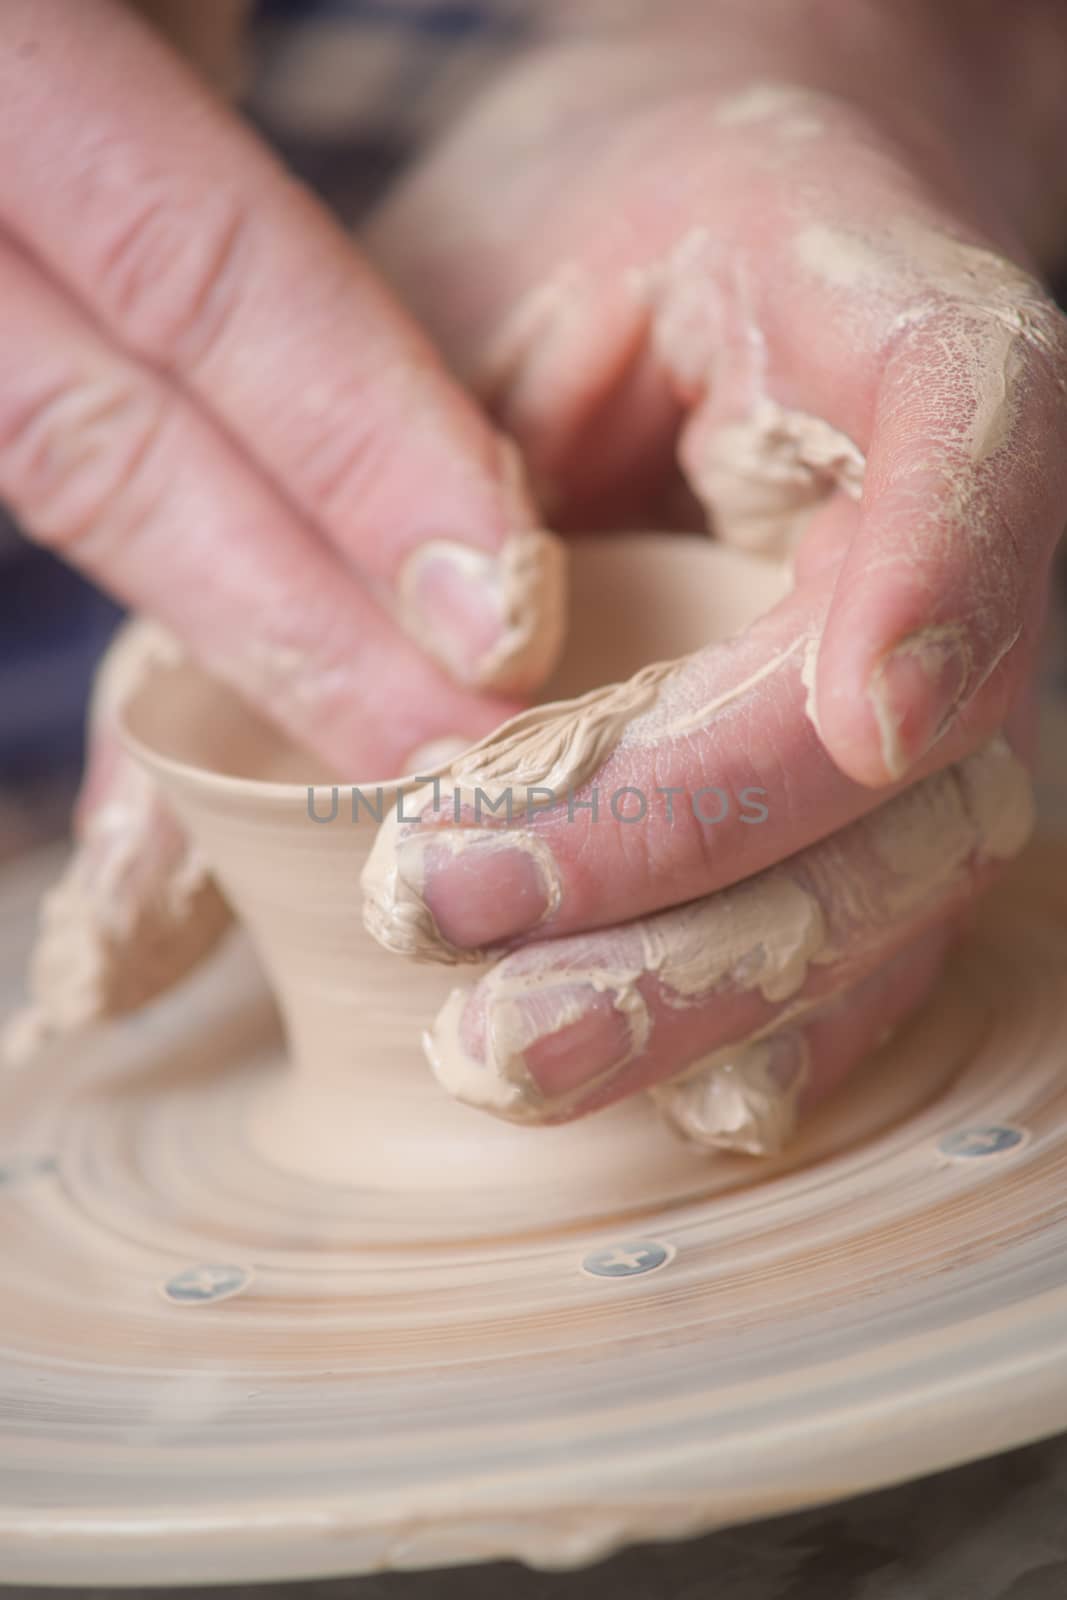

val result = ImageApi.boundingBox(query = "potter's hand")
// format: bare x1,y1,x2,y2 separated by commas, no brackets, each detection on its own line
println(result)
0,0,565,758
0,0,565,1059
360,1,1066,1142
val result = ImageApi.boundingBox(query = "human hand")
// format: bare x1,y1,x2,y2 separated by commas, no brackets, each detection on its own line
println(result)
0,0,564,1054
360,0,1067,1146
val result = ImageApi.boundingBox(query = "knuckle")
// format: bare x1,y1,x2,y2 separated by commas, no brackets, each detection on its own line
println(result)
645,779,720,896
293,357,430,524
0,364,168,558
298,404,388,523
90,175,250,371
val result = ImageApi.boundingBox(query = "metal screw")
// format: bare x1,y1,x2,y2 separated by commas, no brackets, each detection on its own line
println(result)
937,1124,1029,1161
162,1263,252,1304
581,1240,675,1278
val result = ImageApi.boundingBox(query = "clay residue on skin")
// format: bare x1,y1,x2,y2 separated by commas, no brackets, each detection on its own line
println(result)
480,486,568,691
393,432,566,694
638,226,870,559
396,526,567,694
421,867,832,1129
680,399,865,560
367,620,812,963
363,542,811,964
795,218,1050,321
805,737,1034,941
867,623,972,781
450,659,675,797
426,961,651,1122
363,826,562,964
869,620,1022,783
965,319,1029,466
640,873,828,1007
361,659,677,960
794,215,1062,497
794,217,1049,777
423,988,532,1118
364,616,828,967
887,734,1036,875
637,226,725,393
643,630,809,743
651,1036,810,1156
800,633,824,737
419,735,1033,1145
713,82,825,139
795,216,1060,423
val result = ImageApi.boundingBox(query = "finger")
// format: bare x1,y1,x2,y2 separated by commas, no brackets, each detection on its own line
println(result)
415,740,1028,1125
810,300,1067,785
368,68,1067,758
652,921,954,1154
790,497,860,584
624,210,1067,785
0,234,514,776
363,565,1035,957
0,0,563,691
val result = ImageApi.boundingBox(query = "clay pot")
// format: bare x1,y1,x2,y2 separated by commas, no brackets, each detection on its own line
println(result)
121,537,786,1217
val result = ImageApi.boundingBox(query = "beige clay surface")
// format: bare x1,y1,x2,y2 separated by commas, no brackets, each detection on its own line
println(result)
2,537,1067,1585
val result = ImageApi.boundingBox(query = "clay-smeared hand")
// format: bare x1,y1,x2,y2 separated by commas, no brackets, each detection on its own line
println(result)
0,0,565,1054
1,3,564,752
361,0,1067,1145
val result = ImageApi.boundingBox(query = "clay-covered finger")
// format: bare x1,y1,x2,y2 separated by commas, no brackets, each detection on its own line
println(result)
808,300,1067,787
0,234,514,777
368,42,1067,771
0,0,563,692
632,212,1067,786
409,737,1032,1127
363,564,1036,958
653,922,955,1155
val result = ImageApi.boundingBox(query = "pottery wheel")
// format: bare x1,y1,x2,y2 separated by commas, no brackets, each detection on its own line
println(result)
3,837,1067,1586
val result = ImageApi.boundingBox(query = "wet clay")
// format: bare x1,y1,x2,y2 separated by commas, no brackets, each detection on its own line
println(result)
13,535,1035,1171
3,622,230,1066
20,531,1035,1170
4,537,1067,1586
414,735,1032,1135
5,837,1067,1584
118,536,795,1185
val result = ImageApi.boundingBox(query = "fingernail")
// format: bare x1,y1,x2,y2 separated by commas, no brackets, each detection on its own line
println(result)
391,829,561,955
652,1032,809,1155
869,627,970,779
397,529,565,693
425,975,648,1122
514,984,642,1102
414,832,560,949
